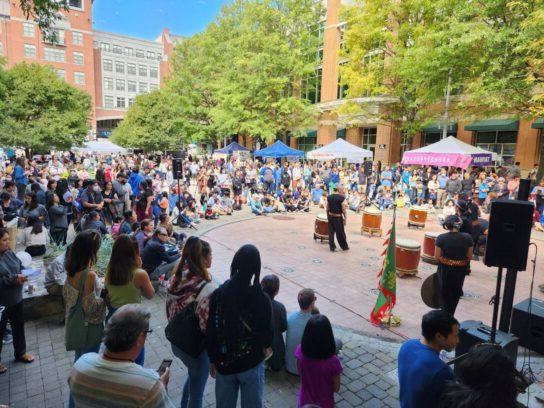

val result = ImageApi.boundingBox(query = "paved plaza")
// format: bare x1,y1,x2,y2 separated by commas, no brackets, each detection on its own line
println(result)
1,206,544,407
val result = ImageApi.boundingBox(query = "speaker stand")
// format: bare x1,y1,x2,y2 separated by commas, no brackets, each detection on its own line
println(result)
490,267,504,343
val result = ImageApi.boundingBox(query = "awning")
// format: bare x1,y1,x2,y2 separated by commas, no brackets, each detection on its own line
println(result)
465,119,519,132
422,123,458,134
532,118,544,129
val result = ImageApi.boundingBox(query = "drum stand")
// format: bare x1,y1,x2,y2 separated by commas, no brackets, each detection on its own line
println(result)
361,226,382,237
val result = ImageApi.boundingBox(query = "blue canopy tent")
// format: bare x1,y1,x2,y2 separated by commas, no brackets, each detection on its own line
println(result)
254,140,304,159
215,141,250,154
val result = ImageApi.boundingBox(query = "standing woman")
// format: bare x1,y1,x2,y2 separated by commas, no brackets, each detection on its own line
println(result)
206,244,272,408
105,234,154,365
0,228,34,374
434,215,473,316
20,192,48,227
12,157,28,201
166,237,216,408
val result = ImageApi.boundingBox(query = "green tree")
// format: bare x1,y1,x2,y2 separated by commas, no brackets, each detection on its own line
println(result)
168,0,322,144
18,1,69,40
111,89,186,152
0,62,91,152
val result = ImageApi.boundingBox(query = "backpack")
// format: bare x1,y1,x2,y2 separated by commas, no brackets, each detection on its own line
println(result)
165,281,207,358
281,170,291,185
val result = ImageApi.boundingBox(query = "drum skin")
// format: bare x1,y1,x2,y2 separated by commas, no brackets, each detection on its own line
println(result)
409,206,428,226
363,209,382,230
315,214,329,238
422,232,440,264
395,238,421,275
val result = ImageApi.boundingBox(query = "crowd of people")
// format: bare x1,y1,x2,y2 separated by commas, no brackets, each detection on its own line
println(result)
0,149,540,408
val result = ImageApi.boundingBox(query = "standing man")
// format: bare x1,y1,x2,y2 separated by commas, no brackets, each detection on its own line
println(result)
437,168,449,208
326,184,349,252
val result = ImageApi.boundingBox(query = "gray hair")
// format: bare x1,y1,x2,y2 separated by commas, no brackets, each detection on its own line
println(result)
104,304,151,353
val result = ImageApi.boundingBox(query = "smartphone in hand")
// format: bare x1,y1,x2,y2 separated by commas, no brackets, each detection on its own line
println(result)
157,359,173,376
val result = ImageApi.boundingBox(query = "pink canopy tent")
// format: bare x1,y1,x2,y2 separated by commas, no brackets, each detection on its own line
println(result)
401,136,493,169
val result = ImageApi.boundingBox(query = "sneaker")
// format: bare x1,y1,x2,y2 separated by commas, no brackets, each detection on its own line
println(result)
2,333,12,345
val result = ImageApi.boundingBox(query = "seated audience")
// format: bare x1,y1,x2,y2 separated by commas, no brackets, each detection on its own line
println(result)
398,310,459,408
68,304,173,407
81,210,108,236
141,227,180,279
23,215,49,257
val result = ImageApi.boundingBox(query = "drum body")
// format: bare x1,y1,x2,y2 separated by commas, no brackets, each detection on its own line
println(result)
395,238,421,277
422,232,440,264
408,206,427,228
314,214,329,241
361,208,382,237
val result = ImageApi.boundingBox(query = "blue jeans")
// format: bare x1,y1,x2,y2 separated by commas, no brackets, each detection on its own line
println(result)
171,344,210,408
69,343,101,408
215,362,264,408
107,306,145,366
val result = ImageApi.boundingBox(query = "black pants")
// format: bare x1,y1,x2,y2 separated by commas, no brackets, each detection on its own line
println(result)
0,301,26,361
25,245,46,257
328,216,349,250
51,229,68,246
438,266,466,316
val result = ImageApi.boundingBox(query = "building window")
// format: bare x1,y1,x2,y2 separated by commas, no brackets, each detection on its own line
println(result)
23,44,36,58
56,69,66,80
128,80,137,92
124,47,133,56
104,77,113,90
113,45,122,54
149,83,159,91
44,47,65,62
156,53,162,61
101,42,110,52
297,135,317,153
147,51,155,60
139,82,148,93
138,65,147,77
74,72,85,85
423,133,441,146
44,28,65,45
115,61,125,74
103,59,113,72
128,98,135,107
127,63,136,75
69,0,83,9
476,131,517,165
72,31,83,46
362,127,377,156
73,51,84,65
116,97,126,108
303,68,322,104
23,22,34,37
149,67,158,79
116,79,125,91
104,95,113,108
136,49,144,58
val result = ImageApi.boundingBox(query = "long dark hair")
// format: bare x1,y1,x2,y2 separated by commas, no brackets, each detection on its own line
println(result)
24,192,39,210
174,236,211,281
106,234,139,286
301,314,336,360
27,215,43,235
440,344,519,408
64,231,101,277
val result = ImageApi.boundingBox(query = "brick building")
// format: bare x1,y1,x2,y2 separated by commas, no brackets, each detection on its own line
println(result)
0,0,180,138
289,0,544,171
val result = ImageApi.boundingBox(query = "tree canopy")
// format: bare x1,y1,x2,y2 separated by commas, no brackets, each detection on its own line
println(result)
0,62,91,152
18,0,70,40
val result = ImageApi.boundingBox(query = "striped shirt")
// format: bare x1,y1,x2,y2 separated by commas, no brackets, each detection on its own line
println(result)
68,353,175,408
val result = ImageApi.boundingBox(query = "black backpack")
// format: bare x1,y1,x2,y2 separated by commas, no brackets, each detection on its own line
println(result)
281,170,291,185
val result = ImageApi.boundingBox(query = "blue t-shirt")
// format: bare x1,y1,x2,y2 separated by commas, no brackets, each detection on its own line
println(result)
398,339,454,408
311,188,323,203
478,183,489,199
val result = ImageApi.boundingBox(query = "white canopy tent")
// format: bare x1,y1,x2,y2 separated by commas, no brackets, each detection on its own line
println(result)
306,138,373,163
75,139,127,154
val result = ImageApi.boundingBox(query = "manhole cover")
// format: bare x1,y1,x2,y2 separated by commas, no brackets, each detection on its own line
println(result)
312,259,323,264
461,291,480,299
369,288,380,296
273,215,295,221
282,267,295,273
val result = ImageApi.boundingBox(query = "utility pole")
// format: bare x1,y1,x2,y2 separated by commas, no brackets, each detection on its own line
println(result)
442,69,453,139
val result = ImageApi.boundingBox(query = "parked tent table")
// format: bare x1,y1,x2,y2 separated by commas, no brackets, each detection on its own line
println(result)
74,140,127,154
215,142,250,155
306,138,373,163
254,141,304,159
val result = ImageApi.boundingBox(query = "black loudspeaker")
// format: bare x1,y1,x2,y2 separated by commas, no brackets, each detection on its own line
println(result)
172,151,186,180
484,200,533,271
511,298,544,355
364,161,373,176
455,320,519,373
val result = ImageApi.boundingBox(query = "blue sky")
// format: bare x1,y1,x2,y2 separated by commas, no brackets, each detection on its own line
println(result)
93,0,230,40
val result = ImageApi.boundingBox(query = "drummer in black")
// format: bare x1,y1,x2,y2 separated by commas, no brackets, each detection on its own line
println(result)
435,215,473,316
326,184,349,252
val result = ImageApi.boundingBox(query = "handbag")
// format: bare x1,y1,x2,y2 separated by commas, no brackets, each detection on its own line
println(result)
165,281,207,358
65,269,104,352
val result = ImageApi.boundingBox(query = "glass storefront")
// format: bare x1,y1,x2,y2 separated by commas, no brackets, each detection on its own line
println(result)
476,131,517,165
